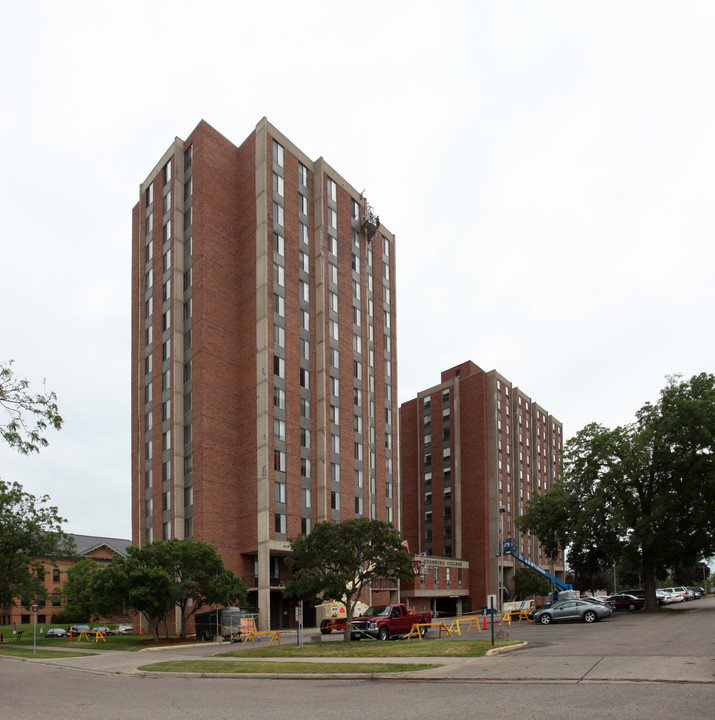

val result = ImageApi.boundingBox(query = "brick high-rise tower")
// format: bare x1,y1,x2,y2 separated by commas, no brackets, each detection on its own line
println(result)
400,361,564,615
131,119,398,630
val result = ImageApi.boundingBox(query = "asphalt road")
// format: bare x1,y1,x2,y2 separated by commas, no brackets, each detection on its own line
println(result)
1,598,713,720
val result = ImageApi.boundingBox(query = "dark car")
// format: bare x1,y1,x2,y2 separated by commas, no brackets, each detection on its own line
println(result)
606,593,644,611
45,628,69,638
533,599,613,624
621,588,645,598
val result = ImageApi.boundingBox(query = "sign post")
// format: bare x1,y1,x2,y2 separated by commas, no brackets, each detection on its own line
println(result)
32,603,38,656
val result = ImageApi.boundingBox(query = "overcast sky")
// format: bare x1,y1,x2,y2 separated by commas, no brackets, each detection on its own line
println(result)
2,1,713,540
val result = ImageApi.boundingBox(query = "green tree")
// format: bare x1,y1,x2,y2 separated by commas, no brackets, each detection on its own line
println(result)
92,551,173,642
80,540,247,641
284,518,415,642
56,558,120,623
517,373,715,611
148,539,248,638
0,478,72,607
513,567,552,599
1,359,63,454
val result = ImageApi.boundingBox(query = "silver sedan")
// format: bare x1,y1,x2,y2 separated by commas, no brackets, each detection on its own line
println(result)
533,599,613,624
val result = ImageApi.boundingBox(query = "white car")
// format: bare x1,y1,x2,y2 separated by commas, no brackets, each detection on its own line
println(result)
656,590,683,604
658,587,688,602
110,624,134,635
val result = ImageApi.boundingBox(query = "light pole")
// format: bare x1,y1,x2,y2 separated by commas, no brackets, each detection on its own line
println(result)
498,506,506,613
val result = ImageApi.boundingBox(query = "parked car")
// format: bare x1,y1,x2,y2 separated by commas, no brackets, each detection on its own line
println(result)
658,587,689,602
579,595,612,606
91,625,112,635
687,586,705,599
45,628,69,638
533,599,612,624
606,594,645,611
621,588,645,598
68,624,91,635
656,590,683,605
110,624,134,635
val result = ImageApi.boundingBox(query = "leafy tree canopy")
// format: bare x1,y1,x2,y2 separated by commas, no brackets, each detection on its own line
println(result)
284,518,415,642
1,359,63,454
70,539,248,641
0,478,72,606
513,567,552,599
516,373,715,610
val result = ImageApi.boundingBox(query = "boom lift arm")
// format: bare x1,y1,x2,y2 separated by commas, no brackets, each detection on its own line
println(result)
502,538,572,592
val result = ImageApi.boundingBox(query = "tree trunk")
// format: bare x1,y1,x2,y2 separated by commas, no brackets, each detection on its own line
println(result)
342,595,354,642
642,555,659,611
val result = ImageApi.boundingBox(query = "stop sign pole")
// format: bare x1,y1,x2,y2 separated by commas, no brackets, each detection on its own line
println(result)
32,603,38,655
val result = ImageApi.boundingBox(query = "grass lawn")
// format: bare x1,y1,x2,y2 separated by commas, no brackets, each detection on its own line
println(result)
220,638,519,658
138,660,441,674
0,645,95,659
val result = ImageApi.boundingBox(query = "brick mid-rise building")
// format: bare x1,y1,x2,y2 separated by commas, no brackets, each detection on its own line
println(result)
400,361,564,615
131,119,398,631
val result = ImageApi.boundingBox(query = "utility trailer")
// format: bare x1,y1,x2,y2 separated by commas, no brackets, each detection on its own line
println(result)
194,607,257,642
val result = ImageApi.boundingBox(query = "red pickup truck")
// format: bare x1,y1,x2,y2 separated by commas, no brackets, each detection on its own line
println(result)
349,603,432,640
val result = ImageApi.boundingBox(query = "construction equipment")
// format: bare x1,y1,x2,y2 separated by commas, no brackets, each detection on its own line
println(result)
502,538,573,601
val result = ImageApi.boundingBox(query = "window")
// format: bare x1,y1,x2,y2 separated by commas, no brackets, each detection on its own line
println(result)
329,291,338,312
273,172,284,198
331,434,340,454
273,355,285,378
299,280,309,303
274,325,285,348
162,339,170,361
300,222,309,244
162,369,170,390
328,262,337,284
352,254,360,273
146,184,154,206
331,490,340,510
163,161,171,185
301,310,310,331
274,264,285,287
299,163,309,187
162,220,171,244
299,250,309,273
353,280,361,301
274,418,286,441
300,397,310,419
275,481,286,503
275,513,287,534
145,354,152,375
330,376,339,397
328,234,337,255
274,387,286,409
162,459,171,482
354,414,362,433
301,457,311,478
162,309,171,331
301,427,311,448
330,320,339,340
273,139,284,168
183,298,192,321
274,293,285,317
163,279,171,302
330,404,340,424
273,202,284,227
330,347,339,368
301,487,312,508
163,249,171,272
300,194,309,215
273,232,285,257
355,442,363,461
327,177,337,202
331,462,340,483
274,450,286,472
162,430,171,451
161,400,170,421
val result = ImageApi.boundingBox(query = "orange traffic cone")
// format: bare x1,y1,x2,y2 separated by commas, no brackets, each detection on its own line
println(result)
483,614,487,630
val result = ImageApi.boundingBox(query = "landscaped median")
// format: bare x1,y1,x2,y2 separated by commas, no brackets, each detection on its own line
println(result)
137,638,521,675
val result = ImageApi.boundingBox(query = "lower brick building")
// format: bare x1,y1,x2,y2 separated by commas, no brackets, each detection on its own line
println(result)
0,534,130,627
400,361,565,615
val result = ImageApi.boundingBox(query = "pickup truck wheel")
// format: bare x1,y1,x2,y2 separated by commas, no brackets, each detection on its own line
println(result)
320,619,331,635
377,626,389,641
419,626,427,638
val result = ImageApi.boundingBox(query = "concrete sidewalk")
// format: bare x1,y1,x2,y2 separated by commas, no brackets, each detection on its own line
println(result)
23,643,715,684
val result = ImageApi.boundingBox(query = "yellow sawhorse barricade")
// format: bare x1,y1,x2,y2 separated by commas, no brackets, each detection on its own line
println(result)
242,630,280,647
77,631,106,643
406,622,452,640
447,615,485,635
500,601,534,625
